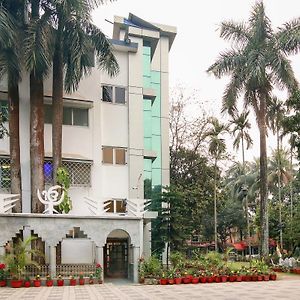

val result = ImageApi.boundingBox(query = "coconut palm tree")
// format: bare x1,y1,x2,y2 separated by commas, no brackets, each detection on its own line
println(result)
229,111,253,255
25,0,53,213
0,1,24,212
207,2,299,259
205,117,228,251
51,0,119,184
267,97,286,248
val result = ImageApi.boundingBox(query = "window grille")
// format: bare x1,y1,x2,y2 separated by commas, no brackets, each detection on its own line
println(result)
0,156,11,192
44,159,92,187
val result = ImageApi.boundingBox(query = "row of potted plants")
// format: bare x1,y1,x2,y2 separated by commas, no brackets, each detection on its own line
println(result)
0,263,103,288
158,268,277,285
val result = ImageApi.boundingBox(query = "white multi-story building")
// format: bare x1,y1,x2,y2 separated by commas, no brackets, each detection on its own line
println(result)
0,14,176,282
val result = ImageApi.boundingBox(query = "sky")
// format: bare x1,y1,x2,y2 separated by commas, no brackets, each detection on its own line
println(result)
92,0,300,162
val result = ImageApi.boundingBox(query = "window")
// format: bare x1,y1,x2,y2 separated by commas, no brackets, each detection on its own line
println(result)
102,147,113,164
102,86,113,102
104,199,127,214
102,147,126,165
44,159,92,187
45,105,89,126
102,86,126,104
115,87,126,104
0,156,11,191
0,101,8,122
115,148,126,165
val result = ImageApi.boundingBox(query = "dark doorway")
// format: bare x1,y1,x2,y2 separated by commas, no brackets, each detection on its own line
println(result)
104,238,128,278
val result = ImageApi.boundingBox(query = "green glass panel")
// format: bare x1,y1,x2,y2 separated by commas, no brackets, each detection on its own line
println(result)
151,71,160,84
152,168,162,187
151,116,160,135
144,137,152,150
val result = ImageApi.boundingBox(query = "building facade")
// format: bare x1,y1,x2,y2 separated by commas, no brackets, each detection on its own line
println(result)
0,14,176,282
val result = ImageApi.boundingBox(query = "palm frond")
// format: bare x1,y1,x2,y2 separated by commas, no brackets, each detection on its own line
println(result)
220,21,250,46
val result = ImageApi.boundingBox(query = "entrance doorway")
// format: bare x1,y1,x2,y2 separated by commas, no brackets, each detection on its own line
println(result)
104,239,128,278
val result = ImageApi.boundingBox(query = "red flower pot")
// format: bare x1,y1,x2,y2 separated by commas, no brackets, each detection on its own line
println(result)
57,279,64,286
70,279,76,286
246,275,252,281
168,278,174,285
0,280,7,287
33,280,41,287
252,275,258,281
160,278,167,285
263,275,270,281
192,277,199,284
183,277,191,284
257,275,263,281
229,275,236,282
207,276,214,283
79,279,85,285
46,280,53,287
270,274,277,281
199,277,207,283
175,278,182,284
215,276,221,283
11,280,23,288
24,281,31,288
236,275,242,282
221,275,227,283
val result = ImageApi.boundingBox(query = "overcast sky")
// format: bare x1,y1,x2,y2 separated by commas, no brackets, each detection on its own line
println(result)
92,0,300,162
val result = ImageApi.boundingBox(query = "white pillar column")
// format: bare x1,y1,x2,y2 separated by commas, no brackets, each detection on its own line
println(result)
133,246,140,283
96,246,104,282
49,245,56,278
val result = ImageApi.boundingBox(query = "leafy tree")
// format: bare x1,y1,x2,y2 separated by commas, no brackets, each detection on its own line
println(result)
207,2,299,259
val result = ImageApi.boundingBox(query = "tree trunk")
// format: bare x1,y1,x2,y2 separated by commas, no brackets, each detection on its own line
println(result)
52,37,63,184
30,73,45,213
241,133,251,258
214,157,218,252
277,130,283,249
259,96,269,260
8,80,22,212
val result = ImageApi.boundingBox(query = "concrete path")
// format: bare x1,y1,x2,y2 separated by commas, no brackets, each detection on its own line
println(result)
0,279,300,299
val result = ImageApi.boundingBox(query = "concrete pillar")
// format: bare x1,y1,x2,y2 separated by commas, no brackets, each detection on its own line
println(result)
96,245,104,282
143,221,151,259
49,245,56,278
133,246,140,283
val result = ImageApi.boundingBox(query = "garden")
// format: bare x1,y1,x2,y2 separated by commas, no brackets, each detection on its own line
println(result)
138,251,278,285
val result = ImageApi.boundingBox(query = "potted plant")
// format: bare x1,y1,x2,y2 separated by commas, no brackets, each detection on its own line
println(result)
219,268,228,283
24,276,31,288
2,237,43,288
167,269,175,285
79,273,85,285
270,271,277,281
57,274,64,286
236,270,242,282
33,274,41,287
199,271,207,283
0,263,7,287
192,271,199,284
95,264,103,284
89,273,94,284
174,271,182,284
160,272,167,285
69,274,76,286
46,274,53,287
206,270,214,283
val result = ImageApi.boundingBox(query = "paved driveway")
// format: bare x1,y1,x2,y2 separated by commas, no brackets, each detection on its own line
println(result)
0,279,300,299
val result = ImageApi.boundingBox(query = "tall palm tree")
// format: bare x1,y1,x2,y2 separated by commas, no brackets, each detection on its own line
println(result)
229,111,253,255
25,0,53,213
0,2,24,212
207,2,299,259
205,117,228,251
268,148,294,247
51,0,119,183
267,97,286,248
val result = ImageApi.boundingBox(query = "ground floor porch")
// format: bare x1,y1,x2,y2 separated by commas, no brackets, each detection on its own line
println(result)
0,213,152,283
